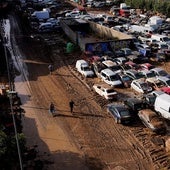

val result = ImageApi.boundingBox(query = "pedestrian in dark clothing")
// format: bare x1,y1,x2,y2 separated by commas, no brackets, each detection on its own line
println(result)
48,64,54,75
49,102,55,114
69,100,74,113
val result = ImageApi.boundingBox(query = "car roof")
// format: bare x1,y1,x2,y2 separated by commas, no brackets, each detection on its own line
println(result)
151,90,165,96
151,67,164,72
138,44,149,48
77,59,88,64
140,70,153,74
157,76,170,81
132,78,146,84
116,57,126,60
146,77,160,83
141,63,153,67
101,68,116,75
161,87,170,93
125,69,138,75
109,104,128,110
125,61,136,65
93,83,114,89
125,97,143,104
40,22,52,26
102,60,117,67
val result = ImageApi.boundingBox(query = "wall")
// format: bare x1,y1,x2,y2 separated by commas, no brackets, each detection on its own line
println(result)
60,18,134,51
88,21,133,40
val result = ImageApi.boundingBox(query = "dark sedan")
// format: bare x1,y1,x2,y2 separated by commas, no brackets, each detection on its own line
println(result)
107,104,132,124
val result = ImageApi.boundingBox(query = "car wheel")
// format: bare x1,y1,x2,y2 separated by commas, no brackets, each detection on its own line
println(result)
115,118,121,124
157,111,161,116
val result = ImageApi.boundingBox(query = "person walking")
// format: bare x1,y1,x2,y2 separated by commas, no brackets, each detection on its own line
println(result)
69,100,75,113
49,102,55,114
48,64,54,75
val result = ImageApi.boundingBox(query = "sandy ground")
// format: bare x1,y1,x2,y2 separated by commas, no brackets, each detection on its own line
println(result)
6,12,170,170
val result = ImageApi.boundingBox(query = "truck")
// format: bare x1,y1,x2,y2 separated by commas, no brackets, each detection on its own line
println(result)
154,93,170,120
148,16,163,26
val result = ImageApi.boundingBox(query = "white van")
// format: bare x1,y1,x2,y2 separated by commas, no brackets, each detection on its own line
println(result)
154,93,170,120
75,60,94,77
151,34,170,44
100,68,122,87
129,25,154,35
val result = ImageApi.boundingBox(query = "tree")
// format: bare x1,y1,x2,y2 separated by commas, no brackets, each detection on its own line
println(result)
0,130,26,169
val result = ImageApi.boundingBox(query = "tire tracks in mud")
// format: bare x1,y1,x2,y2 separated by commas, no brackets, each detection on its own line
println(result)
45,47,154,170
13,24,170,169
50,43,170,169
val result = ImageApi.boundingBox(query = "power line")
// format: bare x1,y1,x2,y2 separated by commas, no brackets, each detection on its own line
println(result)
2,20,23,170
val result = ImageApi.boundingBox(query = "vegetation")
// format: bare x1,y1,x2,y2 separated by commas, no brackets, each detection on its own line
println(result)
125,0,170,17
0,131,26,169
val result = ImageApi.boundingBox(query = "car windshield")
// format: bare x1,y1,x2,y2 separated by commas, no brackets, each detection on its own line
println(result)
110,75,119,81
136,72,145,79
115,51,124,57
134,103,144,110
122,75,131,81
159,70,168,76
148,65,155,70
106,89,115,93
108,17,113,20
166,80,170,86
160,44,168,49
163,37,170,42
146,96,156,104
110,65,121,72
156,81,164,88
82,66,91,71
146,72,155,78
119,109,130,117
126,49,132,55
140,82,149,89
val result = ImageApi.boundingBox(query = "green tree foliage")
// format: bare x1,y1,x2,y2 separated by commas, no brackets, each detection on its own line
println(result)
0,131,7,157
0,131,26,169
125,0,170,17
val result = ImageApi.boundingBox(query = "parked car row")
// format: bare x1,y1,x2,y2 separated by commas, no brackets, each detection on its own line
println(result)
22,0,170,135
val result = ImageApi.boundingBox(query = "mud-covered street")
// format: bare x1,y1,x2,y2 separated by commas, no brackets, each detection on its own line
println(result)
2,10,170,170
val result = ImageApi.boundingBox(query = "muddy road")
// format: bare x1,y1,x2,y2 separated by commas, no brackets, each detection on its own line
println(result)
4,13,170,170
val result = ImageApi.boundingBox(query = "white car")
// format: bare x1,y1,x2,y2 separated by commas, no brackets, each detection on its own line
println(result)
131,79,152,94
150,67,170,78
93,83,117,100
157,76,170,87
65,11,81,18
75,60,94,77
139,70,156,79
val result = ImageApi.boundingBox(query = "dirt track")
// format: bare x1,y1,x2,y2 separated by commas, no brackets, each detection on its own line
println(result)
6,13,170,170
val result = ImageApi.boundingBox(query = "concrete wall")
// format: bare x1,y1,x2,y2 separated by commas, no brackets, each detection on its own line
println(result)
88,21,133,40
60,19,133,51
